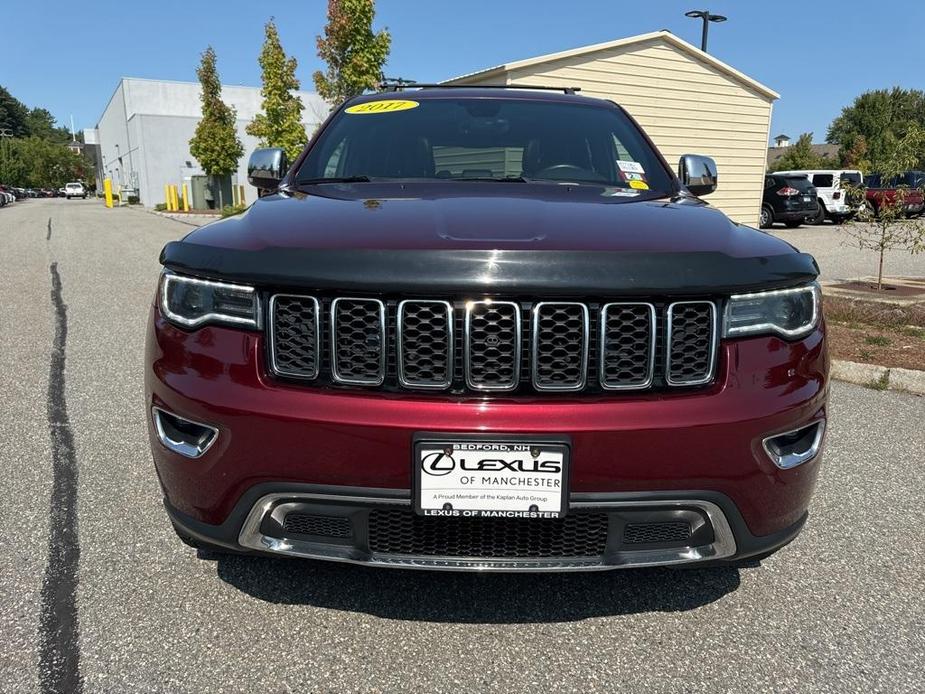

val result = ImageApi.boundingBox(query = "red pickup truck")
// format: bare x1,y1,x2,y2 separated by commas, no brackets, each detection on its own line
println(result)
864,172,925,218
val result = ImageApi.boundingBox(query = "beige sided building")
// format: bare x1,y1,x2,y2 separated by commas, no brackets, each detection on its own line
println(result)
445,31,778,227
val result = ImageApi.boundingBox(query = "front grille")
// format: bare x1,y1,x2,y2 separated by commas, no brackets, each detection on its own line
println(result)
367,510,609,558
666,301,717,385
283,513,352,538
623,521,692,545
600,303,655,389
331,298,385,385
397,300,453,388
465,301,521,390
532,303,588,391
268,295,719,394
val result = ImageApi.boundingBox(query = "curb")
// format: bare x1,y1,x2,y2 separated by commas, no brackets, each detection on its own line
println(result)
831,359,925,395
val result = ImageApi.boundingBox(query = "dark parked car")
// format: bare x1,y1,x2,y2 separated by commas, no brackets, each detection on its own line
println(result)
147,87,827,572
760,174,818,228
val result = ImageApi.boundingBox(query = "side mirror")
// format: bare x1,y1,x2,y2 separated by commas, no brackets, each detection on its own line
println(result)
247,148,288,192
679,154,718,196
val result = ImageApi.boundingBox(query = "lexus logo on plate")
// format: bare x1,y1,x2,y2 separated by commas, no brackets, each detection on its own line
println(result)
421,451,455,476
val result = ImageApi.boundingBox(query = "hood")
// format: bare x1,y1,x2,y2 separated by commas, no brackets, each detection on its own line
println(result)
183,182,790,256
162,182,818,297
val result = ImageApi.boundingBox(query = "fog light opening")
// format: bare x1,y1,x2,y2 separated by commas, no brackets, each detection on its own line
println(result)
152,407,218,459
762,420,825,469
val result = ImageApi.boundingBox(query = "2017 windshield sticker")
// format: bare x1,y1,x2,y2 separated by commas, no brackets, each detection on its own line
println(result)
616,160,645,174
629,180,650,190
345,100,419,114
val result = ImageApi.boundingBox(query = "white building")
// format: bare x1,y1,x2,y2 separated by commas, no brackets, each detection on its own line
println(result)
446,31,779,227
89,77,328,207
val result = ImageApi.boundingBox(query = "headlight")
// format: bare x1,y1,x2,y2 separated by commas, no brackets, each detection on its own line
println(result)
159,271,259,329
724,283,820,339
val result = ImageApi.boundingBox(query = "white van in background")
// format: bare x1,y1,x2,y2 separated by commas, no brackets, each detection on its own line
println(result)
773,169,863,224
64,182,87,200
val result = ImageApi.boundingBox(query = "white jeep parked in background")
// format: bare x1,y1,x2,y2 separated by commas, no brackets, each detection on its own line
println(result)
773,169,863,224
64,182,87,199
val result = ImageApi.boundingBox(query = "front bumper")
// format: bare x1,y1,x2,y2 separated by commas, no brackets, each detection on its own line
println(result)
147,308,828,568
165,483,807,571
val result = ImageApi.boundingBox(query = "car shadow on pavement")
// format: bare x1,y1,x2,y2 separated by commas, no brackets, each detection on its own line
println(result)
213,555,741,622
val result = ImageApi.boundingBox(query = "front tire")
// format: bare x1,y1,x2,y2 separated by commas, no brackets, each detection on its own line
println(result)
759,205,773,229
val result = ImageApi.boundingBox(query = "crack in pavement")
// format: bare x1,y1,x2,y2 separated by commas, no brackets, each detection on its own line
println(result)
38,262,83,694
46,218,52,241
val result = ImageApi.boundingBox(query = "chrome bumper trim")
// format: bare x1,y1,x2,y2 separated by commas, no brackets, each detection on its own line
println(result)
237,493,737,572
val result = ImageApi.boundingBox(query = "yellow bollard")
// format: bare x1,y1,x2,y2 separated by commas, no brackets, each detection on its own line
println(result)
238,185,246,206
170,185,178,212
182,184,190,212
104,178,113,209
164,184,171,210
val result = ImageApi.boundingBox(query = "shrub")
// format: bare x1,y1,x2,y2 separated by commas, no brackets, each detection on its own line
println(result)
155,203,167,211
220,203,246,218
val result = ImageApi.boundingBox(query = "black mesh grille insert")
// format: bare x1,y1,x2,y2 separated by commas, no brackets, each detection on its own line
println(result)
667,302,716,385
466,301,520,390
367,510,609,558
600,303,654,388
398,301,452,388
283,513,352,538
332,298,385,384
623,522,691,545
271,295,319,378
533,303,588,390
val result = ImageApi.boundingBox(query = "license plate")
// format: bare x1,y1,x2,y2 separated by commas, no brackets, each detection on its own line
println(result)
414,439,569,518
803,196,813,202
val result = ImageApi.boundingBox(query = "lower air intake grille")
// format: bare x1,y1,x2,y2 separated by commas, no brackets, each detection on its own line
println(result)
367,510,609,558
623,521,691,545
283,513,352,538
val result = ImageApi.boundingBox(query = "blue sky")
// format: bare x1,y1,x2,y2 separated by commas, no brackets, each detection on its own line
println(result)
2,0,923,144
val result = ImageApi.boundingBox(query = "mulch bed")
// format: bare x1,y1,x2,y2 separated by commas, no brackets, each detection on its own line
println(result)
823,295,925,370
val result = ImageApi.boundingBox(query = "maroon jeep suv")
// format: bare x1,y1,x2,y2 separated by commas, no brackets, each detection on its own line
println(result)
146,87,828,571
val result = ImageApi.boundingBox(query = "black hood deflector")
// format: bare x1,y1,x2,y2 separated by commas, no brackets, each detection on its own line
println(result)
160,242,818,297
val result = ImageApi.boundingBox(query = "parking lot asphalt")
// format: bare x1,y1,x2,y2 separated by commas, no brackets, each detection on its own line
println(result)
1,199,923,694
769,220,925,282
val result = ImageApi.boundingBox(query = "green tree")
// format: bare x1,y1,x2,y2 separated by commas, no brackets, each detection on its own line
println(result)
313,0,391,104
0,85,29,137
844,123,925,290
0,136,92,188
247,20,308,161
827,88,925,171
25,108,71,143
189,46,244,209
770,132,835,172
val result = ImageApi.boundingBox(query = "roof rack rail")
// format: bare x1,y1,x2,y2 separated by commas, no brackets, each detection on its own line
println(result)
377,83,582,95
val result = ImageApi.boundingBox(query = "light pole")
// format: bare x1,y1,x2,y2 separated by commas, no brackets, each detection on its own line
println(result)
685,10,727,52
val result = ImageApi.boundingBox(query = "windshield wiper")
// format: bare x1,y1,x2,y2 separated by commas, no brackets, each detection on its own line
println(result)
297,176,372,184
454,176,529,182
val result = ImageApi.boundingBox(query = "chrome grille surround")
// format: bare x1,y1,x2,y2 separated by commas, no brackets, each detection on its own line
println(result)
599,302,656,390
531,302,589,392
464,300,522,392
267,294,719,393
396,300,454,390
330,297,386,386
268,294,321,380
665,301,718,386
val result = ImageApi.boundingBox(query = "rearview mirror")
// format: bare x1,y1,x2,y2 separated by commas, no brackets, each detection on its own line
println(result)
679,154,718,196
247,148,288,192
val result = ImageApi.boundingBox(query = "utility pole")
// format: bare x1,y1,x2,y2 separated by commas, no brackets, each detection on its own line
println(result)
684,10,727,52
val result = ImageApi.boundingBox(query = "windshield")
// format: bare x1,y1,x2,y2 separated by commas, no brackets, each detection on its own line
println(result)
296,97,674,192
